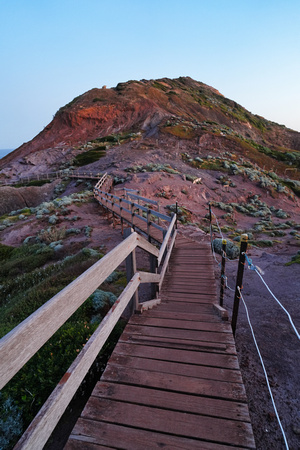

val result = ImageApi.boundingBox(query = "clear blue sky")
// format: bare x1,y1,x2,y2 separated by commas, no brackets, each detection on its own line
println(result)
1,0,300,149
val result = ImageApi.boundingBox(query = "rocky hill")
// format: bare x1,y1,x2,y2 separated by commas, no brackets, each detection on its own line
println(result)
1,76,300,181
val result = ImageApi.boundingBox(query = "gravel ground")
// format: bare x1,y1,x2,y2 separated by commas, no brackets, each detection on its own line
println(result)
220,247,300,450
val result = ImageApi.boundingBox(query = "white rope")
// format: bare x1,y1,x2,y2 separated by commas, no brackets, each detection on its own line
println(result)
238,287,290,450
254,269,300,341
224,275,235,292
211,210,224,240
209,211,221,267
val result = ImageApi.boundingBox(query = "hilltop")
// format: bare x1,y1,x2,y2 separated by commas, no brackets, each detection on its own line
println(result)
1,76,300,179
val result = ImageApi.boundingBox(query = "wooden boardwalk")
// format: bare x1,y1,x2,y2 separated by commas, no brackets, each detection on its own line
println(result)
65,235,255,449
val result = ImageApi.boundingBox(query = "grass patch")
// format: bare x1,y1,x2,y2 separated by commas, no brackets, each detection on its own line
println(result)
74,147,106,166
0,244,55,281
14,179,51,188
248,239,274,247
0,243,128,448
163,124,196,139
285,253,300,265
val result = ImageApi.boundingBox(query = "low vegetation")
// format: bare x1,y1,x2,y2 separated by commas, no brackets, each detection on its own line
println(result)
0,231,127,448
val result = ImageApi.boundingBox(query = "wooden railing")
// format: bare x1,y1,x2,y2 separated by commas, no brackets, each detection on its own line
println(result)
94,186,172,242
0,170,105,186
0,182,177,449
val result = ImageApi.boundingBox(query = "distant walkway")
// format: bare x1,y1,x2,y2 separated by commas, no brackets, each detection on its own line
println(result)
65,235,255,449
0,170,104,186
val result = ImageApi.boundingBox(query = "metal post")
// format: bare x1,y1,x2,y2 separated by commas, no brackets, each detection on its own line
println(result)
220,239,227,307
175,201,178,229
231,234,248,336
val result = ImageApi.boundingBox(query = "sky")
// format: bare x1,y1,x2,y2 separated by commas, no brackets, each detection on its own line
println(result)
1,0,300,150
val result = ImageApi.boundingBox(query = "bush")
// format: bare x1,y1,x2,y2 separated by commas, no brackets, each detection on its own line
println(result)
0,394,23,450
213,238,239,259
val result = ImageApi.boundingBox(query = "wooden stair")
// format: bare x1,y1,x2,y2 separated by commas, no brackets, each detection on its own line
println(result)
65,235,255,449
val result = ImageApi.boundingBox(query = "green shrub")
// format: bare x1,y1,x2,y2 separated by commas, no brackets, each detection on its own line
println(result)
74,148,106,166
286,251,300,265
213,238,239,259
0,243,14,261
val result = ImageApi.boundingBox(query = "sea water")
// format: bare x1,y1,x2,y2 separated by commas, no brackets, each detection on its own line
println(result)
0,149,13,159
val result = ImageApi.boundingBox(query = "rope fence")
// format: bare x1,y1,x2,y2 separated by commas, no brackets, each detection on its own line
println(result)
207,202,299,450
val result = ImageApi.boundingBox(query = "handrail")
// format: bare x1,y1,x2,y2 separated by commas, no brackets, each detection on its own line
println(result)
94,188,171,242
1,189,177,449
0,170,106,186
126,191,159,206
158,214,177,265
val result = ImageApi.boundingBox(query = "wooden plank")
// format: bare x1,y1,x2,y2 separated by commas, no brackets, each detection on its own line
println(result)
163,287,216,295
14,274,141,450
129,315,232,332
120,330,235,350
126,192,159,206
157,302,217,313
94,380,249,420
124,324,235,344
102,362,246,400
138,271,160,284
158,229,177,289
113,342,240,369
106,354,243,383
67,418,235,450
141,309,222,322
160,293,217,302
157,214,176,265
119,334,236,355
80,398,255,448
138,298,161,312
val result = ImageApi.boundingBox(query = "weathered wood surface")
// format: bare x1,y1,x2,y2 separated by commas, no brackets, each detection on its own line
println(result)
94,190,167,243
65,235,255,449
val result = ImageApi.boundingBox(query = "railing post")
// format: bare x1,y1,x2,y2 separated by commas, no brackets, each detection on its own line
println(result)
147,209,151,242
150,253,158,298
175,201,178,229
131,202,135,230
220,239,227,307
124,228,139,315
231,234,248,336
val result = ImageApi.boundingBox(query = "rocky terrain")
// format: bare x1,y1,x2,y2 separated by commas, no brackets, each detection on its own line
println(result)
0,76,299,449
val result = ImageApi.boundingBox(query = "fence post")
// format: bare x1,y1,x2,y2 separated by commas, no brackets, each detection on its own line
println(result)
231,234,248,336
124,228,139,315
220,239,227,307
147,209,151,242
150,253,158,299
175,201,178,229
208,202,214,254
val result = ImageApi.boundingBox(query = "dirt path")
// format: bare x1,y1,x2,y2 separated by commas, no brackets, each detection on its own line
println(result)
219,247,300,450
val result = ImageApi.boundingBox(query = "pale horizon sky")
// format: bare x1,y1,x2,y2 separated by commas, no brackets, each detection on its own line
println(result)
1,0,300,150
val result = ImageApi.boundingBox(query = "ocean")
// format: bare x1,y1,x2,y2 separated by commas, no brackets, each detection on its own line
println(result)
0,149,13,159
